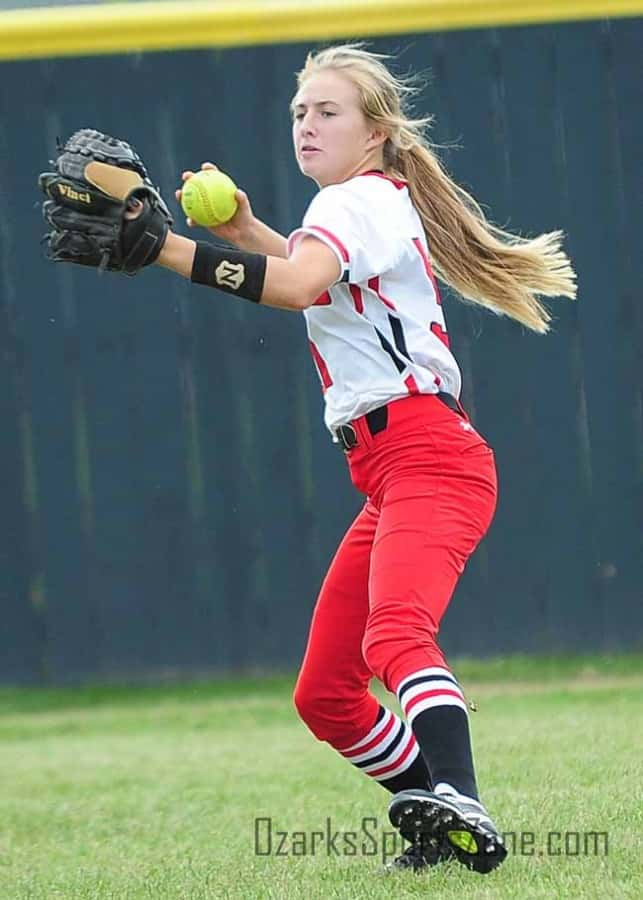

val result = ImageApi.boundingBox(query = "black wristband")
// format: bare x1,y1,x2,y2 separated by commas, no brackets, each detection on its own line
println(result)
190,240,267,303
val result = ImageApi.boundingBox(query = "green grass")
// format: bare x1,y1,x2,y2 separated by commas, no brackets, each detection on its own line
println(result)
1,655,642,899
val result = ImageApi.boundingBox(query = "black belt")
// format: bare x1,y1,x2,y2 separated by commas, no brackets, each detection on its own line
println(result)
334,392,462,453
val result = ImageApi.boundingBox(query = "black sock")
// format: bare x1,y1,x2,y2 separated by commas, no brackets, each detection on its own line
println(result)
411,705,479,800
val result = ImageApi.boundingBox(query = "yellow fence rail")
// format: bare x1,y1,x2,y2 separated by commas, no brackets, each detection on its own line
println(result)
1,0,642,61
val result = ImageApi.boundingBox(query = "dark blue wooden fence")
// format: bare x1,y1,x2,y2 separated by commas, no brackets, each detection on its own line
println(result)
0,19,641,682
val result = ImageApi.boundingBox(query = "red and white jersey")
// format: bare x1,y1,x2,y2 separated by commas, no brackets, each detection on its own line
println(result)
287,172,461,433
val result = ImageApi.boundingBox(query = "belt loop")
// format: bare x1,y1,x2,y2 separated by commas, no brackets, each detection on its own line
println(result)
366,405,388,436
437,391,467,420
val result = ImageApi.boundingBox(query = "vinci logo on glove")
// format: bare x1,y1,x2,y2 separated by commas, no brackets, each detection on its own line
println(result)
57,182,92,204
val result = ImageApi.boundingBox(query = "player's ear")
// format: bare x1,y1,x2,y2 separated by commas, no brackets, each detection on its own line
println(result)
365,127,388,151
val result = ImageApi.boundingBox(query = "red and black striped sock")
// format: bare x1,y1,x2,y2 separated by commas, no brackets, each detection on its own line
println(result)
336,704,432,793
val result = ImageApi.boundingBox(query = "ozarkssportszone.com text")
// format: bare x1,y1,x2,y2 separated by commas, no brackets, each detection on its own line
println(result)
253,817,608,864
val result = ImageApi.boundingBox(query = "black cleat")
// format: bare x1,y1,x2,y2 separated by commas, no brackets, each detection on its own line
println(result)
385,834,455,873
388,786,507,874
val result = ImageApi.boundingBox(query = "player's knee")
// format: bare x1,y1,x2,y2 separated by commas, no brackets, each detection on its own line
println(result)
292,678,311,720
292,679,328,738
293,678,367,745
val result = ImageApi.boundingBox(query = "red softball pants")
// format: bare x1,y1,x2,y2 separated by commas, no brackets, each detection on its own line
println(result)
294,393,497,750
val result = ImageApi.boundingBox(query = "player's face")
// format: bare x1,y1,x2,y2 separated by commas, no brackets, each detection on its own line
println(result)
292,70,386,187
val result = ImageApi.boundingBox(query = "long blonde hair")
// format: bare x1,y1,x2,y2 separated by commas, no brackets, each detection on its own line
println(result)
296,45,577,333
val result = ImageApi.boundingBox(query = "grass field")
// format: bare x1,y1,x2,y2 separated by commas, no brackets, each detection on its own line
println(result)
1,654,641,899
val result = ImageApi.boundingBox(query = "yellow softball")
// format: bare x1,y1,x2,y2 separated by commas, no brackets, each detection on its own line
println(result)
181,169,238,227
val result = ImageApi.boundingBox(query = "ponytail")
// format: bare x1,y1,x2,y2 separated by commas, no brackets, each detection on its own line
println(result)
393,140,576,333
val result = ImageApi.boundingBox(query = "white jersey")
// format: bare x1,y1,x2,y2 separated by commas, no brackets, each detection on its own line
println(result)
287,171,461,433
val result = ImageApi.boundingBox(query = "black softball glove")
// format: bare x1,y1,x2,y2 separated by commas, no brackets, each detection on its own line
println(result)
39,128,173,275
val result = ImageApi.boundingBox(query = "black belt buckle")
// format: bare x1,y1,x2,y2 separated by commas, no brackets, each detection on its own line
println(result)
335,423,358,452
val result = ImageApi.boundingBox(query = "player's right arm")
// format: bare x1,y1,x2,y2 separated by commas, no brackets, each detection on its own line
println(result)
157,231,339,311
176,164,288,258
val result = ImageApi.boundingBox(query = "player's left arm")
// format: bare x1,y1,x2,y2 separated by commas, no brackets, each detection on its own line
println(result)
157,231,340,311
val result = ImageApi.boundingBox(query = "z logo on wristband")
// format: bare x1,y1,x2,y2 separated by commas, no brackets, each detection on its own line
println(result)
215,260,245,291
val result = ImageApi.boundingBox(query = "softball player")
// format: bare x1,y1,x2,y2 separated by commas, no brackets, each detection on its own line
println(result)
158,44,576,873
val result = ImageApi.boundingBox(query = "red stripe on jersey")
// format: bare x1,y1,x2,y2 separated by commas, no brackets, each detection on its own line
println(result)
404,688,464,715
430,321,450,349
359,171,407,191
308,340,333,391
404,374,419,395
412,237,442,305
313,291,332,306
367,276,396,311
349,284,364,314
341,713,396,759
308,225,349,263
367,733,417,778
